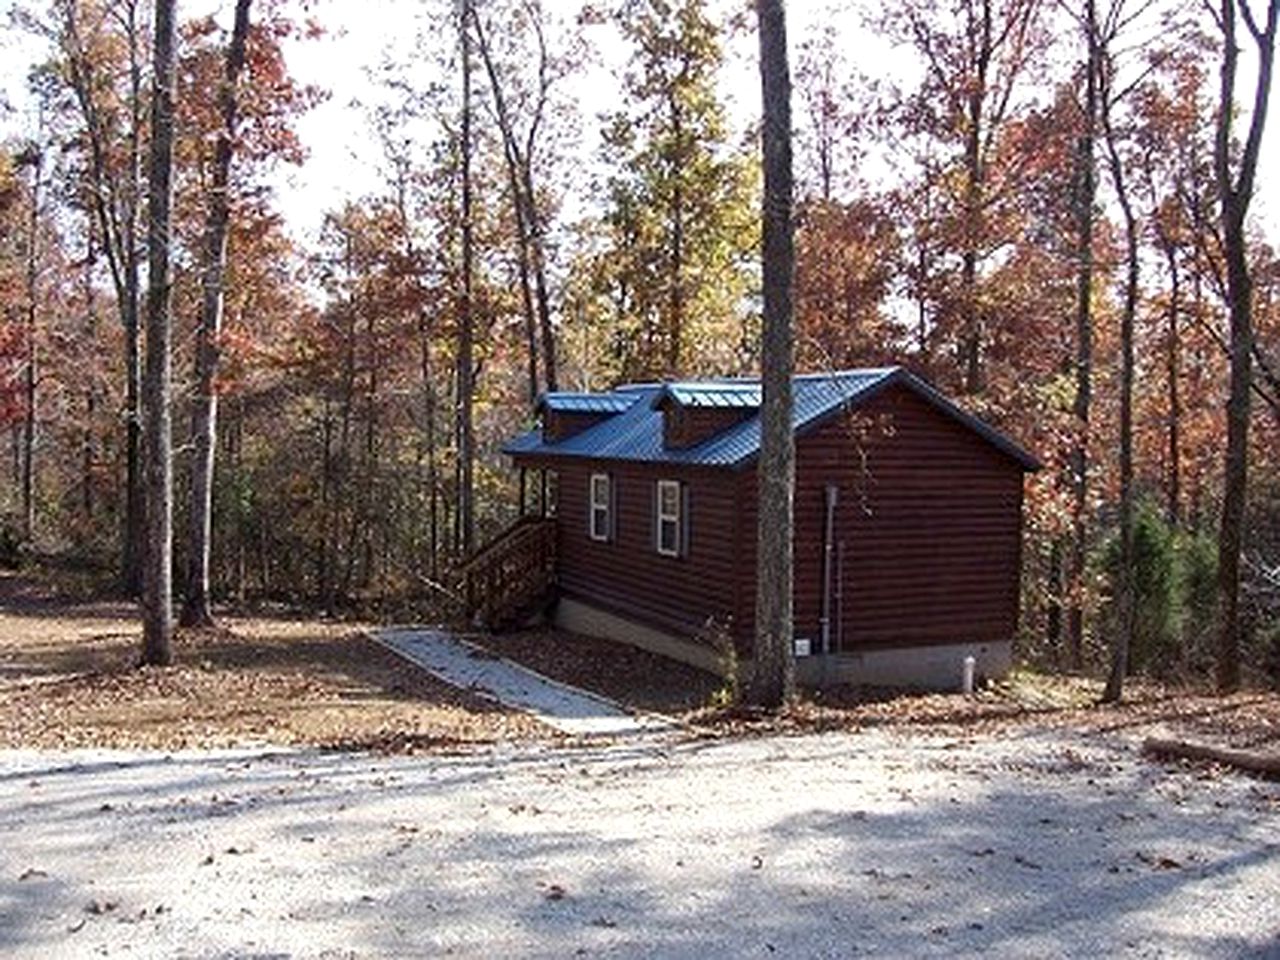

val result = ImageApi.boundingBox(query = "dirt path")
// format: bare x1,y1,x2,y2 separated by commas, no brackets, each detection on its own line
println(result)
1,727,1277,959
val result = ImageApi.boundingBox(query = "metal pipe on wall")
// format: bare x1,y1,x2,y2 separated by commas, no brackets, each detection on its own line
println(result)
820,483,838,655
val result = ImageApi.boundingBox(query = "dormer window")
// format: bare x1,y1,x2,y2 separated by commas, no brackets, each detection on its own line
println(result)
589,473,613,542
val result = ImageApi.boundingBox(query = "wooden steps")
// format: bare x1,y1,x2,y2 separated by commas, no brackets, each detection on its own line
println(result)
462,516,557,631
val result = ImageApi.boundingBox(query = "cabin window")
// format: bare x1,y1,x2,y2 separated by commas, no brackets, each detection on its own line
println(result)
589,473,612,542
655,479,683,557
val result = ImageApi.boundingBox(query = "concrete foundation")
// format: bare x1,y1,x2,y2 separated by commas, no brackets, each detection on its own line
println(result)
555,596,725,676
792,640,1012,690
555,595,1013,691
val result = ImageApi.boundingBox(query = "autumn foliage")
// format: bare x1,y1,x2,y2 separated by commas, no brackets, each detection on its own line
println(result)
1,0,1277,685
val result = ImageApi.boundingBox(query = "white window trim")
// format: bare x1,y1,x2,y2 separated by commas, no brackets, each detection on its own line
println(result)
589,473,611,542
656,479,681,557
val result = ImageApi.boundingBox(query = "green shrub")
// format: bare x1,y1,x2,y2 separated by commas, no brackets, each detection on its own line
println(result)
1102,504,1221,679
1178,527,1218,672
1128,504,1180,674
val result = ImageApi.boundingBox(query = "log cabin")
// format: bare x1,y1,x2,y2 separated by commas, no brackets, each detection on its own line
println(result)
466,367,1040,689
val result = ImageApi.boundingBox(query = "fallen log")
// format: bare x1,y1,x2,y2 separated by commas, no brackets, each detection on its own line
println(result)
1142,737,1280,778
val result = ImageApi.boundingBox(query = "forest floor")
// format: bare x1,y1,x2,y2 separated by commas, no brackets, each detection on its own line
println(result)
478,626,1280,760
0,571,546,752
1,567,1278,762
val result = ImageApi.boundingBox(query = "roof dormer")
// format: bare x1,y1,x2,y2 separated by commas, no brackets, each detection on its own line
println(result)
652,382,760,450
536,392,634,444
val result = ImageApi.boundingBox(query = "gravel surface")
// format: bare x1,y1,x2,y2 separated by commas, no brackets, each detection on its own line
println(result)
2,727,1278,959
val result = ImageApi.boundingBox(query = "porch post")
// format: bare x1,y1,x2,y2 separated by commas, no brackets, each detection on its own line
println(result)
539,469,548,517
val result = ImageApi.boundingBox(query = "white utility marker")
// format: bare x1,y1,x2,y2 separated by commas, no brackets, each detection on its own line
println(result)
372,627,674,737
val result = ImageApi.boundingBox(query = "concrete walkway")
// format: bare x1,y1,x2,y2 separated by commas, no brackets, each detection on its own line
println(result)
372,627,674,738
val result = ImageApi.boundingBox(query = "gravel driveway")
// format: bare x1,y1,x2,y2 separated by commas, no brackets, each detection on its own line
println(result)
1,727,1277,959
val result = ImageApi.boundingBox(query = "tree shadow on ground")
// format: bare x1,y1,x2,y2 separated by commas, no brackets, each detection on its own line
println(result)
2,731,1277,957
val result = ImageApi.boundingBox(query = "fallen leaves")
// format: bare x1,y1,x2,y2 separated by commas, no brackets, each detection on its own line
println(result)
0,584,547,752
1136,851,1187,871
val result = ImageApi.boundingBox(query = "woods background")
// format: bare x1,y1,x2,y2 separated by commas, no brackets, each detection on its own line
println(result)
1,0,1278,686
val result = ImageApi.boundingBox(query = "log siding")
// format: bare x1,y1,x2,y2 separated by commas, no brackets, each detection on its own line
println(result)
512,374,1033,666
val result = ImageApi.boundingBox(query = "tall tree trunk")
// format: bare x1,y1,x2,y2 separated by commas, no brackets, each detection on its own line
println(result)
456,0,477,556
526,182,558,394
82,223,98,521
231,396,246,602
508,167,541,404
748,0,795,709
1161,236,1182,525
319,397,335,612
1066,0,1099,673
1102,83,1138,703
1213,0,1277,693
420,324,440,581
960,0,991,395
21,146,41,545
124,278,142,595
61,0,145,592
471,10,549,403
360,304,379,588
140,0,178,667
669,103,685,377
124,0,145,598
181,0,252,627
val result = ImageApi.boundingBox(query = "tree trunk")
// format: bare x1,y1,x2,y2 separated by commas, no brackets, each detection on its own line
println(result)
1213,0,1277,693
124,282,143,596
471,10,549,403
668,103,685,378
61,0,145,593
319,398,335,612
960,0,991,395
1102,80,1138,703
748,0,795,709
181,0,252,628
526,184,558,394
360,303,379,588
420,324,440,581
1143,737,1280,777
456,0,477,556
82,225,98,521
1161,237,1182,526
21,146,40,545
123,0,145,597
1067,0,1098,673
140,0,178,667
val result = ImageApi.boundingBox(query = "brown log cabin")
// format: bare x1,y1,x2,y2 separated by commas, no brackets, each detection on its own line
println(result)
470,367,1040,689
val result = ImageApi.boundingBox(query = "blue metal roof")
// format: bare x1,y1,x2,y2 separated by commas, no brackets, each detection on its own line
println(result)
505,367,1040,471
652,382,762,409
535,392,638,415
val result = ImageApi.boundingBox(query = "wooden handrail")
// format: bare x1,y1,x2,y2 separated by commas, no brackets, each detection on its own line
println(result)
461,515,555,573
463,515,557,630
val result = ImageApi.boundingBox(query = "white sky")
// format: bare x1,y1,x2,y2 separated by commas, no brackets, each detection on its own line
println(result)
2,0,1277,248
